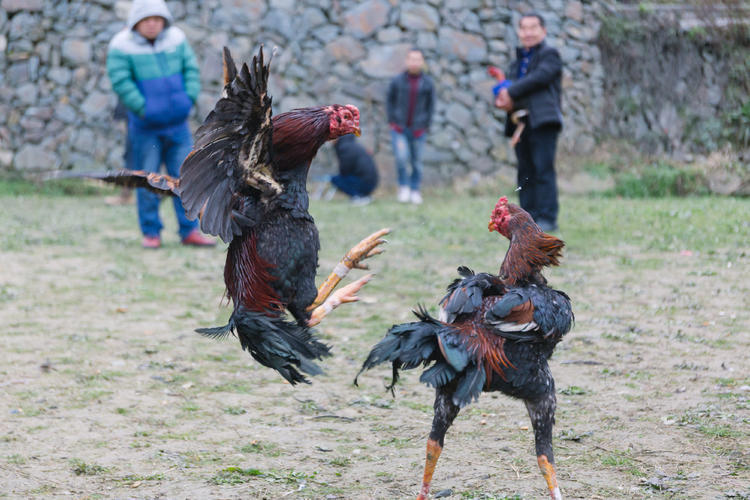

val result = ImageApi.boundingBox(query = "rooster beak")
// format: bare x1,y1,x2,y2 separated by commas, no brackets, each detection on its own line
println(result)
353,127,361,137
488,221,497,232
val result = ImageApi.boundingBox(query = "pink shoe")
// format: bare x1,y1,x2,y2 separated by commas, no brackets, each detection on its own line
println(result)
181,229,216,247
142,235,161,249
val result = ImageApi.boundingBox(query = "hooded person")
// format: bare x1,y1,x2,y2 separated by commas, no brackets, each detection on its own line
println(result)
106,0,214,248
329,134,379,205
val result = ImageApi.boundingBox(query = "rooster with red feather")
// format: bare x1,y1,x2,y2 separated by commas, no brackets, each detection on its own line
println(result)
83,47,389,384
356,196,573,500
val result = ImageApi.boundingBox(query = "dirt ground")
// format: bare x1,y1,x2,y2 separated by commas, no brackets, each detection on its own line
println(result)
1,195,748,499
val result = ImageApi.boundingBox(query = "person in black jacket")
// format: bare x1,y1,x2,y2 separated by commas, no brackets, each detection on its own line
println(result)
495,12,563,232
330,134,379,205
386,49,436,205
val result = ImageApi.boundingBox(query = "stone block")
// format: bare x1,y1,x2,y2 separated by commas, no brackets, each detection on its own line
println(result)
445,102,473,130
343,0,389,39
80,91,111,118
325,37,365,63
47,67,72,86
62,38,91,66
16,82,38,106
2,0,43,13
438,27,487,63
377,27,403,43
360,43,412,78
13,143,59,170
400,4,440,32
565,1,584,23
0,149,13,167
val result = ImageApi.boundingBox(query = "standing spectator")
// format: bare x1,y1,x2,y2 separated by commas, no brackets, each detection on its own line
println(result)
387,48,436,205
106,0,215,248
495,12,563,232
330,134,379,206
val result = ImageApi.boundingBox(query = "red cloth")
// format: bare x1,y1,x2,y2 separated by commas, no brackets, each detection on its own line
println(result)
405,73,421,128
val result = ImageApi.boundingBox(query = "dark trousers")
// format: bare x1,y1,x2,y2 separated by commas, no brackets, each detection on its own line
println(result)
513,125,560,224
331,174,376,198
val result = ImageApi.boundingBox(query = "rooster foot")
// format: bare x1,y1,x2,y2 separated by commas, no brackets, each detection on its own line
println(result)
308,228,390,311
308,274,373,327
344,227,390,270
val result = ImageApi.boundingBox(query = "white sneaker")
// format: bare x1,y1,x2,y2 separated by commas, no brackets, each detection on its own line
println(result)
410,190,423,205
397,186,410,203
351,196,371,206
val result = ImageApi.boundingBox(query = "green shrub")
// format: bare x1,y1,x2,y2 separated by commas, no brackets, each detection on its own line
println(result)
612,163,708,197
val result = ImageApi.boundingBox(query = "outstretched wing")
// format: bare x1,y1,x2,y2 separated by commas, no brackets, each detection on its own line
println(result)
49,170,179,197
179,46,280,243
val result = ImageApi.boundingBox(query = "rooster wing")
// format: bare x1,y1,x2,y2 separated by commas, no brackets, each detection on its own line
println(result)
485,286,573,343
179,46,280,243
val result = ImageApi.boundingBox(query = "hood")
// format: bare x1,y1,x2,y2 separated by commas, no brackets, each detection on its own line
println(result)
127,0,173,30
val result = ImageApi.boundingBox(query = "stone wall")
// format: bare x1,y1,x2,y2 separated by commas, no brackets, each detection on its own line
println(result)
0,0,604,184
596,2,750,158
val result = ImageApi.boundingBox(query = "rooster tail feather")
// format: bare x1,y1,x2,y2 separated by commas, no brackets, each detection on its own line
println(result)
355,308,443,389
195,320,234,340
200,307,330,385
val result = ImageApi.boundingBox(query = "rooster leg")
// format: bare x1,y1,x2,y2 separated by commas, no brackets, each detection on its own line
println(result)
307,228,389,311
525,392,562,500
416,386,460,500
307,274,373,327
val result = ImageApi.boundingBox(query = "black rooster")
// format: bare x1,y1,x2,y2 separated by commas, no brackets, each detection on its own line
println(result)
81,47,389,384
356,196,573,500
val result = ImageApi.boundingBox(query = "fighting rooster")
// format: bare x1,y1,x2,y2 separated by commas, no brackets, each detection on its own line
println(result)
88,47,389,384
356,197,573,500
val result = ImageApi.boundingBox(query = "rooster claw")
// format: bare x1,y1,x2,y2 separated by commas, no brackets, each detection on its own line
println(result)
344,228,390,268
332,273,374,304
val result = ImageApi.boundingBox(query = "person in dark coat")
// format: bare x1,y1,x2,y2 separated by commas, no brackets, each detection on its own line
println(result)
386,49,436,205
330,134,379,205
495,12,563,232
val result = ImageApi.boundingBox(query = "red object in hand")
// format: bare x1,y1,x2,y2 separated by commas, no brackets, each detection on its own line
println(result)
390,123,403,133
488,66,505,81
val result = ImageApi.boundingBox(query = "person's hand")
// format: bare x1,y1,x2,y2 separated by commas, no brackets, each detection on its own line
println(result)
488,66,505,81
494,88,513,111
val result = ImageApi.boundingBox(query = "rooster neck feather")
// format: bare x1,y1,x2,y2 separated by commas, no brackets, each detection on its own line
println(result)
499,210,564,286
271,107,330,170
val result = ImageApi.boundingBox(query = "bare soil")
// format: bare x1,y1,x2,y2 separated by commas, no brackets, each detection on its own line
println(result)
1,195,748,500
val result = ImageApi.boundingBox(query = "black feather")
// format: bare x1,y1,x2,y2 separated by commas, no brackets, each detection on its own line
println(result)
453,363,486,408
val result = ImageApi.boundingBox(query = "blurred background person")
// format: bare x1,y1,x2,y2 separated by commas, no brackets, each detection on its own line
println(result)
494,12,563,232
386,48,436,205
329,134,379,206
106,0,214,248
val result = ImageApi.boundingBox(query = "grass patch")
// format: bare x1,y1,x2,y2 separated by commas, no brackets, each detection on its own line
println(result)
223,406,247,415
70,458,110,476
239,441,281,457
559,385,587,396
611,162,708,198
210,467,316,486
210,466,264,485
329,456,352,467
